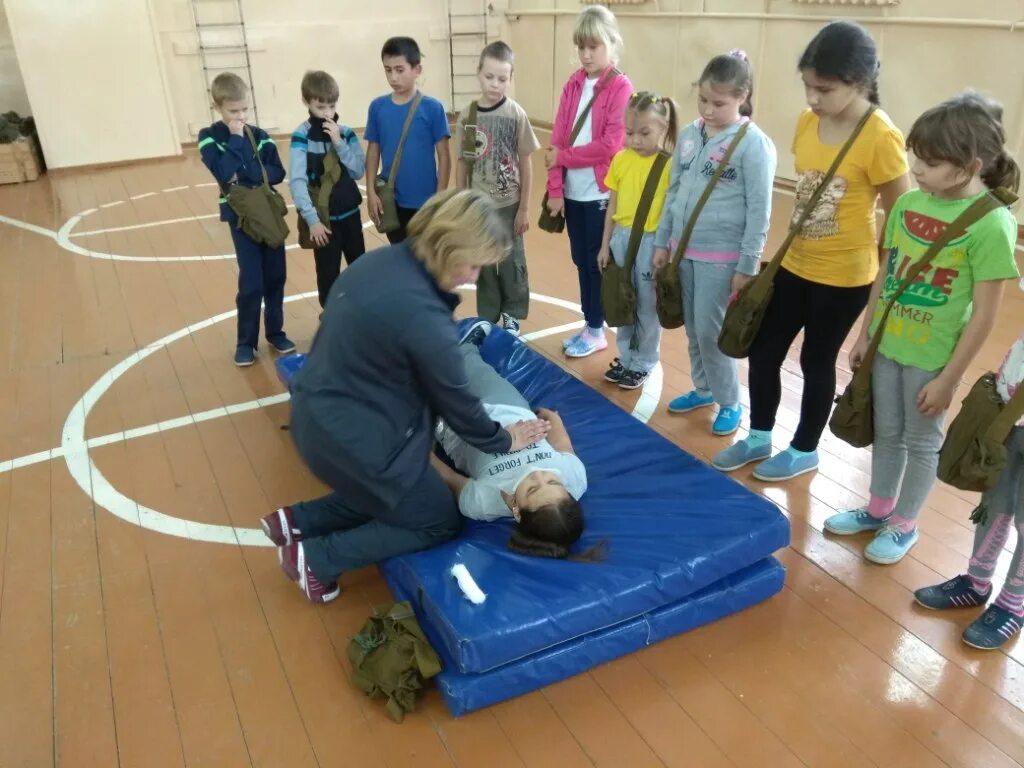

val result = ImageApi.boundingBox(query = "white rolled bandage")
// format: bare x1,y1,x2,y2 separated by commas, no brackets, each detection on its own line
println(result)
450,563,487,604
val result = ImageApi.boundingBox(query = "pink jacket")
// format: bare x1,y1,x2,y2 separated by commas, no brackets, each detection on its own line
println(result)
546,67,633,199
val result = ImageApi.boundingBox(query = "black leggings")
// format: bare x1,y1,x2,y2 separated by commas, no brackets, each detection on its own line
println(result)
748,267,871,452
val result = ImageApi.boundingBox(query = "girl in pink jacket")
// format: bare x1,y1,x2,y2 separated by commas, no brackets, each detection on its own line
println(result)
544,5,633,358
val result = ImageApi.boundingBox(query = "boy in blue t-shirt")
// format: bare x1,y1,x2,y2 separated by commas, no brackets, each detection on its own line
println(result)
198,72,295,367
364,36,451,244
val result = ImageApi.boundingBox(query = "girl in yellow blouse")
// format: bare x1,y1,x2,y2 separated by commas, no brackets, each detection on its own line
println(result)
713,20,911,482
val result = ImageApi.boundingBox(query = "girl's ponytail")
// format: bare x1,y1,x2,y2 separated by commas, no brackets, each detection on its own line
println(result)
983,150,1021,193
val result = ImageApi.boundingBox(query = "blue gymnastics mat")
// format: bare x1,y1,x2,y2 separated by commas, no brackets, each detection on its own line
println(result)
387,557,784,716
378,326,789,676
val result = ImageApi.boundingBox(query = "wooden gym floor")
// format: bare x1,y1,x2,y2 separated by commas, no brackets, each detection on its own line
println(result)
0,134,1023,768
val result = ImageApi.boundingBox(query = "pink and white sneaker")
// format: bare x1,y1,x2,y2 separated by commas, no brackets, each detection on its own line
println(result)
565,330,608,358
278,542,340,604
260,506,303,547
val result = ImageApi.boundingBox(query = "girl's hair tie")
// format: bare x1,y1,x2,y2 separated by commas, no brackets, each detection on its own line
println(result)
728,48,748,62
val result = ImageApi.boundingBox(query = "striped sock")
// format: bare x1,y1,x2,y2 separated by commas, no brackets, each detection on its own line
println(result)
966,573,992,594
866,494,896,521
994,590,1024,617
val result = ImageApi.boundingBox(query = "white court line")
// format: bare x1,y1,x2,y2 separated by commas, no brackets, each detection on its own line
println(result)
0,393,291,474
0,213,58,241
162,185,188,193
99,200,126,209
129,192,157,201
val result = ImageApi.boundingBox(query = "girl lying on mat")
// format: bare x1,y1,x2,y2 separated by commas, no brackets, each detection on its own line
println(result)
430,320,601,560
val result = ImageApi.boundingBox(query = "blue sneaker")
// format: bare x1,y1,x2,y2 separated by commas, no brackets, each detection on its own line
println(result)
962,605,1023,650
269,335,297,354
864,525,919,564
565,332,608,358
914,575,991,611
711,438,772,472
752,448,819,482
824,509,889,536
712,406,742,436
668,390,715,414
234,345,256,367
562,331,584,350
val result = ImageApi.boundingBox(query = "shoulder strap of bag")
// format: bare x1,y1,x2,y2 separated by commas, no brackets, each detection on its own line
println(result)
760,106,877,282
860,187,1018,375
568,67,620,146
243,125,271,189
622,151,670,272
462,101,479,187
387,93,424,187
669,121,751,269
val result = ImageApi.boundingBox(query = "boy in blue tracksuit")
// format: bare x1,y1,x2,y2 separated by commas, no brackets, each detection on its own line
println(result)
289,70,366,309
198,72,295,367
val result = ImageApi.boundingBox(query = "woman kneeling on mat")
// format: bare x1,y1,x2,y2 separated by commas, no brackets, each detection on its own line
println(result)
261,190,550,605
431,320,600,561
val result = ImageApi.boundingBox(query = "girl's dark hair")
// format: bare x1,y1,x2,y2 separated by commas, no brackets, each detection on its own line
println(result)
907,90,1021,193
699,49,755,117
798,21,880,105
508,496,606,562
626,90,679,152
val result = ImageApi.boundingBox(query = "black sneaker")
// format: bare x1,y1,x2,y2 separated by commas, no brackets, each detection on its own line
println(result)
459,320,493,347
604,358,626,383
500,313,521,337
619,369,649,390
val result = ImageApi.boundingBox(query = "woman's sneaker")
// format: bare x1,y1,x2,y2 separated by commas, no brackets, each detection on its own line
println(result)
500,313,521,336
278,542,340,604
260,506,303,547
619,369,649,390
234,345,256,367
914,575,991,610
604,358,626,383
962,605,1023,650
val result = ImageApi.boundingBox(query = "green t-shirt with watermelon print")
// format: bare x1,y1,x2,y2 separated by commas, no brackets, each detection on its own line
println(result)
870,188,1019,372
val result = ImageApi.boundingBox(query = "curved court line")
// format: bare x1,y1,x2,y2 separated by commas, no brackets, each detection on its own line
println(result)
54,289,661,546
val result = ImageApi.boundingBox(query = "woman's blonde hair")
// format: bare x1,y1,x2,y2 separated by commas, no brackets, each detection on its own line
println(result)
407,189,510,284
573,5,622,63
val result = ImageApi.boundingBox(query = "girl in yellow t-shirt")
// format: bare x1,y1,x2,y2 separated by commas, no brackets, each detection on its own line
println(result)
596,91,677,390
713,20,911,482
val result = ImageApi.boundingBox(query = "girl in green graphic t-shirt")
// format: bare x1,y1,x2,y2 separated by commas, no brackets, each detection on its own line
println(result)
824,91,1021,565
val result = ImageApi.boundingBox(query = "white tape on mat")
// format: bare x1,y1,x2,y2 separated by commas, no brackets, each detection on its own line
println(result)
451,563,487,604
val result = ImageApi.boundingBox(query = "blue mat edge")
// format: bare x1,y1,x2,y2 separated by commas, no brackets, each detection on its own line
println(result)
385,556,785,717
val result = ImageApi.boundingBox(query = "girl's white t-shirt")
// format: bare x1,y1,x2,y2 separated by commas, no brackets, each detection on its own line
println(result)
564,76,606,202
437,403,588,521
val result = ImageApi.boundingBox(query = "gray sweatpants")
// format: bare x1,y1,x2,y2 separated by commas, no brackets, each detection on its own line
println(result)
609,225,661,373
869,353,946,527
459,342,531,410
681,258,740,408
